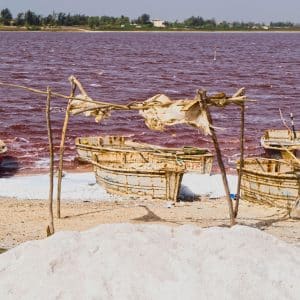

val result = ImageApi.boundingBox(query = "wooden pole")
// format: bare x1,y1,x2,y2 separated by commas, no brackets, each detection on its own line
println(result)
0,81,253,112
234,103,245,218
198,90,235,226
46,87,54,236
56,80,77,218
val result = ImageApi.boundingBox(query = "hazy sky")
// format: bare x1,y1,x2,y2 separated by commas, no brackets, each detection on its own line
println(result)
0,0,299,23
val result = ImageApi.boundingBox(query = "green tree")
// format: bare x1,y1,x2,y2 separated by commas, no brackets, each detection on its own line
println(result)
0,8,13,25
71,14,88,26
99,16,115,26
42,13,56,27
270,21,293,28
203,18,216,29
15,13,25,26
88,16,100,29
136,13,151,25
116,15,130,26
217,21,230,30
24,10,41,26
57,12,66,26
184,16,204,28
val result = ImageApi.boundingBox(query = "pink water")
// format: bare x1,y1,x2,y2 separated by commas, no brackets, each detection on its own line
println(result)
0,32,299,174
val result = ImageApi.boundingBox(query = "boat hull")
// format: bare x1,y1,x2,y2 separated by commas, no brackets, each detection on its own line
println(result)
238,158,300,209
75,136,199,200
93,161,184,201
261,129,300,159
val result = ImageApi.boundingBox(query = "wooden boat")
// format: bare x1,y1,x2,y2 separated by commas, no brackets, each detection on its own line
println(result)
75,136,213,201
93,159,184,201
238,157,300,209
261,129,300,159
75,136,213,174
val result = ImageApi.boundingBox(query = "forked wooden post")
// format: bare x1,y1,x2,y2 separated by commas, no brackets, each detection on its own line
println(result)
46,87,54,236
234,103,245,217
198,90,235,226
56,79,77,218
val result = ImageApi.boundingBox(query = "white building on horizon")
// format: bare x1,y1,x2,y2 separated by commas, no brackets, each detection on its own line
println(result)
152,19,166,28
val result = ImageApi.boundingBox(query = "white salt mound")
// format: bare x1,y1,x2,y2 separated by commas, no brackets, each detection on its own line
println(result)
0,224,299,300
0,173,110,201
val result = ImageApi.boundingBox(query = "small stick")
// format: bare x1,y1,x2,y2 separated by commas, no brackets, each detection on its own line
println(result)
232,87,245,98
69,76,88,96
290,112,297,139
234,103,245,218
279,108,292,134
46,87,54,235
56,79,76,218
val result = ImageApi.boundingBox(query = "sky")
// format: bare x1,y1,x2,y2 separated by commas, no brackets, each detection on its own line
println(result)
0,0,299,23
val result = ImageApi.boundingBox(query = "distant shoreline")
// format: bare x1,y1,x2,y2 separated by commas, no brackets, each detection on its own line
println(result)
0,26,300,33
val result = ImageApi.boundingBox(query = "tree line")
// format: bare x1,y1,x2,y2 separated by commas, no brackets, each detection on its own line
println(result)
0,8,297,30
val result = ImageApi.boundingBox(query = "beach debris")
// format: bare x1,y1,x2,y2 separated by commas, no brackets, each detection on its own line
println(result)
165,201,173,208
230,193,236,200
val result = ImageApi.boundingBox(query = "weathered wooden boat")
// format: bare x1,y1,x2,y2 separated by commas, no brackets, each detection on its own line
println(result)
75,136,213,173
261,129,300,159
93,158,184,201
75,136,213,200
238,157,300,209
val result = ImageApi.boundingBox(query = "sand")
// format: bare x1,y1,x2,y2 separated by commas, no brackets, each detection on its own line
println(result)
1,196,299,249
0,172,299,249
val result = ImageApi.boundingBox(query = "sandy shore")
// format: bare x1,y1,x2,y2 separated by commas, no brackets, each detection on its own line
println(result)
1,196,299,249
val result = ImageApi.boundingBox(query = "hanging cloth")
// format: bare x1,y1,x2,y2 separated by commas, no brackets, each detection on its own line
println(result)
139,94,211,135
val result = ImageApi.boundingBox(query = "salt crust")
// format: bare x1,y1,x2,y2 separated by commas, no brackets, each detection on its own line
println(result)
0,172,237,201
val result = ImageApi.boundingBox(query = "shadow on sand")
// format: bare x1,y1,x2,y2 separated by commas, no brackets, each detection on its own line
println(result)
133,205,164,222
241,213,290,230
178,184,202,202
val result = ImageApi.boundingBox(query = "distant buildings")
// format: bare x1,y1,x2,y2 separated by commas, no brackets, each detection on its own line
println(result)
152,19,166,28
